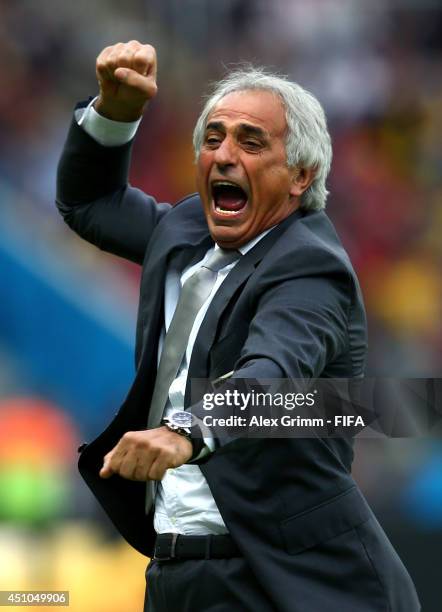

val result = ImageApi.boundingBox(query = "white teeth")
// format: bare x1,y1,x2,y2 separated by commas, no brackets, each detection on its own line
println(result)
215,206,242,216
212,180,244,190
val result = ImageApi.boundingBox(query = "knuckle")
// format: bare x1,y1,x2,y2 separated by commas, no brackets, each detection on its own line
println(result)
134,48,147,61
123,431,147,450
122,431,136,443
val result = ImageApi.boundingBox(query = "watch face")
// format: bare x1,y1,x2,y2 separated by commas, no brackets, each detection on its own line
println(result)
171,411,193,428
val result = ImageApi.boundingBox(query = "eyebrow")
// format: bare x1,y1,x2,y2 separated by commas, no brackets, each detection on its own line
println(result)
205,121,268,140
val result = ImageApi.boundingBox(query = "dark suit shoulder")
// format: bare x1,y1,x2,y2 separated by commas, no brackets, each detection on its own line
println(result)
255,209,356,284
169,192,206,220
150,192,209,248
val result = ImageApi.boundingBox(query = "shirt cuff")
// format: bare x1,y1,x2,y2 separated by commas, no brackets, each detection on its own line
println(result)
75,96,141,147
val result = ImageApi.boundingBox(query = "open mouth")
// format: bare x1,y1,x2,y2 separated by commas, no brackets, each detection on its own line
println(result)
211,181,248,217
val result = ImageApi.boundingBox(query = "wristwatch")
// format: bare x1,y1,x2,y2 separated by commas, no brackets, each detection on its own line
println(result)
162,411,205,459
162,410,197,439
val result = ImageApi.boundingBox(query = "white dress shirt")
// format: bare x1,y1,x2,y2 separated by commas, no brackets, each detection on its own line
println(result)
76,100,271,534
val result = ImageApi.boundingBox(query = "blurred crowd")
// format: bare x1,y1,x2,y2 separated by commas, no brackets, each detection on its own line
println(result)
0,1,440,610
1,0,440,372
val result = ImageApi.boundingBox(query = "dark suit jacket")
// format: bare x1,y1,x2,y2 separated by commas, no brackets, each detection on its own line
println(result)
56,109,420,611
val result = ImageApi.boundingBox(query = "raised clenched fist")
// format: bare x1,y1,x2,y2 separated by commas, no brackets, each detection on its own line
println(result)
94,40,158,122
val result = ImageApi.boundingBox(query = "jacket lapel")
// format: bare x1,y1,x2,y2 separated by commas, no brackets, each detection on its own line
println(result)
185,211,302,400
136,237,213,360
135,197,212,365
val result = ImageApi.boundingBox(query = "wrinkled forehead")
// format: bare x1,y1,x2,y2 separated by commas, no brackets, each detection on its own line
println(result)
207,89,288,137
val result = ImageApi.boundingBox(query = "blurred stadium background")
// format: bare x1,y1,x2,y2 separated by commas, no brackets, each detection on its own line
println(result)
0,1,440,610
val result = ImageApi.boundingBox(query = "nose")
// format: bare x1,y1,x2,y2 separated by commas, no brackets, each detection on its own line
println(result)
213,137,238,169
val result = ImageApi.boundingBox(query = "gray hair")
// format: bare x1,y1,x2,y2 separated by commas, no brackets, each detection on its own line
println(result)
193,68,332,211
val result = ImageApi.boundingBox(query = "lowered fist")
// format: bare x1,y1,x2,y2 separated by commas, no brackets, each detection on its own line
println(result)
94,40,158,122
99,426,193,482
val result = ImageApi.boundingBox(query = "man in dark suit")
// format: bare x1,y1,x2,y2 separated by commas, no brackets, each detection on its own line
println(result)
56,41,420,611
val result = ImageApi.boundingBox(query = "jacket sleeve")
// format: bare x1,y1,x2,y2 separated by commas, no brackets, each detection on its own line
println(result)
56,109,171,265
236,273,350,378
191,270,351,450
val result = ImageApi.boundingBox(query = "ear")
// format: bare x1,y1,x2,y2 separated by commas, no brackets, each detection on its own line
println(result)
289,167,316,198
